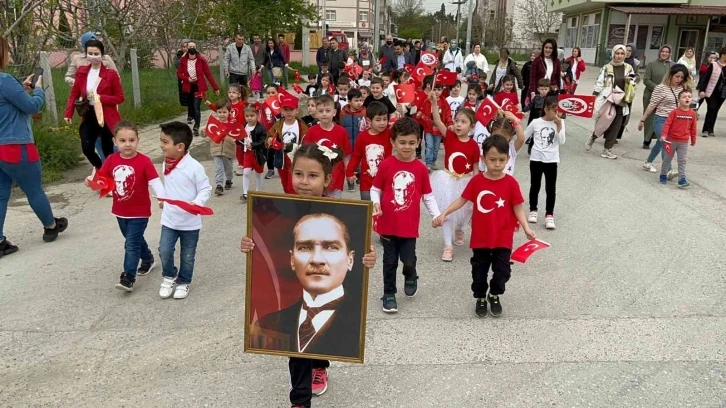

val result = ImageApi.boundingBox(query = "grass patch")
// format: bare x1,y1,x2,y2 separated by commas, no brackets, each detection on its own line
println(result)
32,123,82,183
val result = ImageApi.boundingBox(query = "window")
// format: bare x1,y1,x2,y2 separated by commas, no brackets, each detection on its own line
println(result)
580,12,600,48
359,11,368,22
566,16,579,47
326,10,336,21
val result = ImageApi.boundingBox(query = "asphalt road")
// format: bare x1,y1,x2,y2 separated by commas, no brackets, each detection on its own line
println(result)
1,68,725,407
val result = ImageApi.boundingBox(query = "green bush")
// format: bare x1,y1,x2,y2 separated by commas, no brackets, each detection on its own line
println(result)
32,123,82,183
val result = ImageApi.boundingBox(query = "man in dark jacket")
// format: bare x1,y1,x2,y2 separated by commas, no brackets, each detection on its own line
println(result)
391,42,414,70
328,38,346,84
316,37,331,71
379,35,396,73
413,41,422,65
251,35,266,71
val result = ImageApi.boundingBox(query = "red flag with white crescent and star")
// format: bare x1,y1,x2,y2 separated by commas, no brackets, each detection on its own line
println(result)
511,239,551,263
205,115,229,143
501,98,524,120
394,84,415,104
412,62,434,83
403,63,415,75
226,121,245,141
88,169,114,198
265,95,282,116
435,70,458,86
557,94,596,118
292,83,304,94
663,140,674,156
412,90,428,109
475,96,500,126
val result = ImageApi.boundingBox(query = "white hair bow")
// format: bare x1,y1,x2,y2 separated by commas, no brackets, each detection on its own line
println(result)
317,145,338,161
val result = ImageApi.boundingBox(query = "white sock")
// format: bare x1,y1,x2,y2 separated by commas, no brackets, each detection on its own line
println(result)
255,172,263,190
242,168,252,195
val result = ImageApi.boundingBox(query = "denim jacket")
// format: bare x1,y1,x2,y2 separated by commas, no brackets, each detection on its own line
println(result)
0,72,45,145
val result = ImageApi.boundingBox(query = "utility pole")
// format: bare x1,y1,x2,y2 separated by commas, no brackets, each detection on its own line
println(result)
465,0,474,54
373,0,381,53
452,0,466,46
321,0,327,38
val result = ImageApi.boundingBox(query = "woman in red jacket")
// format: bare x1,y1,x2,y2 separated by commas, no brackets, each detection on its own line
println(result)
177,41,220,137
529,38,562,100
565,47,586,94
64,39,124,169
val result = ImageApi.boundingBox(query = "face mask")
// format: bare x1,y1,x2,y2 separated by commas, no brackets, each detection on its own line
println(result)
386,41,393,45
188,48,198,55
87,55,102,64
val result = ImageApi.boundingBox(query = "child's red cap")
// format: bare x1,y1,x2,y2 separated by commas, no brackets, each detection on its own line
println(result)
280,96,299,110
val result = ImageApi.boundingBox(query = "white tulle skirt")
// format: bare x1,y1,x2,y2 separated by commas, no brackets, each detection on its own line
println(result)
431,170,473,228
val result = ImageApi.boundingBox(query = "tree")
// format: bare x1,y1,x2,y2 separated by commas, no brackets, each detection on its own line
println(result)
517,0,561,44
216,0,318,39
391,0,432,39
485,13,514,49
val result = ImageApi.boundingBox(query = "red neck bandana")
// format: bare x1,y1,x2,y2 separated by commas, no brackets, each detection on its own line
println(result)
164,154,185,175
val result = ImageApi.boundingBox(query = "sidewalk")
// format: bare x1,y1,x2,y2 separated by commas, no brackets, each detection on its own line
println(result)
136,110,214,161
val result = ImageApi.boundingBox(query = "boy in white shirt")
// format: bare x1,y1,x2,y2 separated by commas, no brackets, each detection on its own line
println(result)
157,122,212,299
446,80,465,120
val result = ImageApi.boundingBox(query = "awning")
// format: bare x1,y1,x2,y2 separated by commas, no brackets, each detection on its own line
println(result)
609,5,726,16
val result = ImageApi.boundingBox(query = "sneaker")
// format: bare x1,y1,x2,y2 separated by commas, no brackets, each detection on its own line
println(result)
347,182,355,192
702,131,709,138
173,284,190,299
667,169,678,180
240,194,248,202
381,295,398,313
137,259,157,276
454,230,465,246
115,272,134,292
429,163,439,171
601,149,617,159
187,117,193,125
312,367,328,396
404,279,418,297
545,215,556,230
441,245,453,262
488,294,502,317
234,166,244,176
42,217,68,242
193,128,200,137
642,162,657,173
225,180,233,190
643,141,651,149
264,169,275,179
678,178,690,189
215,185,224,196
527,211,538,223
159,278,175,299
0,239,19,258
708,132,715,137
585,134,596,151
475,298,488,318
659,174,667,184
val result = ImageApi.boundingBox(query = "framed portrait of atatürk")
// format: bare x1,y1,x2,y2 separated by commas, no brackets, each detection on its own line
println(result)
244,191,372,364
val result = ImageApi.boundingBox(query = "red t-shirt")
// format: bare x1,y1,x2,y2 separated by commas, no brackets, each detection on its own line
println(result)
461,173,524,249
372,156,432,238
346,128,393,191
662,107,698,144
99,152,159,218
415,97,452,135
305,124,352,192
493,91,519,109
442,130,480,175
229,101,246,123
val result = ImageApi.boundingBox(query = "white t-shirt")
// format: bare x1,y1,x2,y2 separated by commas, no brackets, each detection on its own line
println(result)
446,96,465,119
86,67,101,106
544,58,553,80
281,121,300,145
525,118,566,163
358,79,371,87
474,122,520,175
244,124,255,152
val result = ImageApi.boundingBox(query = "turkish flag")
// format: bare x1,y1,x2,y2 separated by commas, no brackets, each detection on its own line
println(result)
205,115,229,143
501,99,525,120
88,170,114,198
511,239,551,264
403,63,415,75
394,84,415,104
226,121,245,140
557,94,596,118
420,51,438,67
475,96,500,126
157,198,214,216
388,116,399,128
663,140,674,156
412,62,433,83
372,214,380,234
292,83,304,94
379,56,387,65
265,95,282,116
353,64,364,75
406,75,421,87
435,70,457,86
413,90,428,109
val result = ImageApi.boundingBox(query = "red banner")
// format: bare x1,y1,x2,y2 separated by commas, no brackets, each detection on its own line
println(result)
557,94,596,118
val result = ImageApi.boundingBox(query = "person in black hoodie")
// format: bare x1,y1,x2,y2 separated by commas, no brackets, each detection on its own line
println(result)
521,50,537,112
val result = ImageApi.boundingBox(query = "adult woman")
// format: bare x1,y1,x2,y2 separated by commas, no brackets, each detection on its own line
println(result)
585,44,637,159
520,51,537,111
529,39,562,100
0,36,68,255
64,39,124,169
564,47,586,94
177,41,219,137
677,47,698,80
358,43,375,71
638,64,691,174
642,45,672,149
263,38,288,87
442,39,463,73
490,47,523,92
463,44,490,77
173,40,191,124
697,46,726,137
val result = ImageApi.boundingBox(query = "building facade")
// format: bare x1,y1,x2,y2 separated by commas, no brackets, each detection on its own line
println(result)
478,0,558,49
315,0,390,48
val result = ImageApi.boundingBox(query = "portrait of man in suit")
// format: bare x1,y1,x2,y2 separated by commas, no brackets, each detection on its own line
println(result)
253,213,362,359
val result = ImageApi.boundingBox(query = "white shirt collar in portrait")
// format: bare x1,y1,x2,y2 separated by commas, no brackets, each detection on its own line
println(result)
297,285,345,352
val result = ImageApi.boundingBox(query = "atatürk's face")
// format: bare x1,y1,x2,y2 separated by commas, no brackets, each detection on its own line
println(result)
291,217,354,297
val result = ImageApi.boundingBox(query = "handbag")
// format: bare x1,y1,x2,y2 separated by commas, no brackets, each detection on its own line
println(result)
74,76,102,119
272,66,283,78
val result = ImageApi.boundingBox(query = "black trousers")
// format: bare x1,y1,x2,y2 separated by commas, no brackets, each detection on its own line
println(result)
186,84,202,129
703,93,725,133
381,236,417,295
229,73,248,88
471,248,512,298
288,358,330,407
266,149,275,171
416,127,423,158
80,109,115,169
521,87,529,111
529,160,558,216
603,105,624,149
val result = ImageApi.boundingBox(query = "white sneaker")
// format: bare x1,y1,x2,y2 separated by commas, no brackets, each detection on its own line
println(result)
601,149,617,159
545,216,556,230
234,166,244,176
585,135,596,151
159,278,175,299
667,169,678,180
527,211,538,223
173,284,190,299
642,162,657,173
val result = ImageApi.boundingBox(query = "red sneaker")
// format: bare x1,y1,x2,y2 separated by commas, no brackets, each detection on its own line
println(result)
311,367,328,396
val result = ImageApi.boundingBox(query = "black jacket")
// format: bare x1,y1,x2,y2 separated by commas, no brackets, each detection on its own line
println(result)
263,47,287,68
327,48,347,74
391,52,414,70
521,61,532,90
316,46,330,68
236,122,268,166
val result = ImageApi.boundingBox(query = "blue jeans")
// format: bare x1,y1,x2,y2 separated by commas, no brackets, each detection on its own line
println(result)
0,145,55,241
647,115,671,171
95,139,118,162
424,133,441,166
267,66,288,88
117,217,153,278
158,226,200,285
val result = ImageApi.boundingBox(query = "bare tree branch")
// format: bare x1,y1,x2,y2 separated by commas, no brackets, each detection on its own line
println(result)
2,0,46,37
516,0,561,44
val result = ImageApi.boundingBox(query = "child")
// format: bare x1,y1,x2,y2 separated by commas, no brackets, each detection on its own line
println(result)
304,95,351,198
358,70,372,87
267,96,308,194
86,120,164,291
341,88,367,191
527,79,552,154
240,144,377,408
301,97,319,128
433,135,536,318
525,95,565,229
250,69,263,101
261,84,281,179
463,84,482,110
381,72,391,97
371,118,441,313
158,122,212,300
209,99,237,196
479,112,526,175
446,80,465,119
334,77,351,109
493,75,519,109
363,78,397,115
430,100,480,261
386,69,410,107
359,85,370,100
228,84,249,176
659,89,697,189
305,74,318,98
240,105,267,201
415,75,453,171
346,101,393,200
315,73,333,97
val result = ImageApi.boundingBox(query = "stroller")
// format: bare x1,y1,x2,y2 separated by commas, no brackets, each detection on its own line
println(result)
464,61,485,86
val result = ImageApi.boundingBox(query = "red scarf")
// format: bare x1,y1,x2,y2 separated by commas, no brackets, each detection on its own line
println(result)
164,154,185,175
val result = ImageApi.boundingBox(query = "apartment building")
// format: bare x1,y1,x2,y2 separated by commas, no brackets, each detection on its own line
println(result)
315,0,390,47
478,0,545,48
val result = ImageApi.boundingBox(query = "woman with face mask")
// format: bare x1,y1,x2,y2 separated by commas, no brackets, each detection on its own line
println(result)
177,41,220,137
